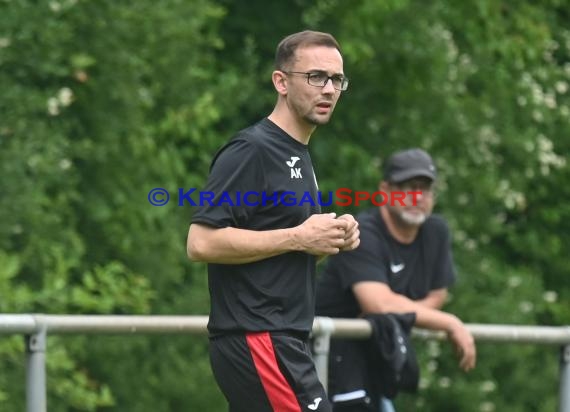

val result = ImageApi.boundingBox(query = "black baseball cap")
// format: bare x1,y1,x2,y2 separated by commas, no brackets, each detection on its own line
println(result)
383,148,437,183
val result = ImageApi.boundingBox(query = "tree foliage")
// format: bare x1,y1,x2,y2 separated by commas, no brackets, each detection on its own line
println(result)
0,0,568,410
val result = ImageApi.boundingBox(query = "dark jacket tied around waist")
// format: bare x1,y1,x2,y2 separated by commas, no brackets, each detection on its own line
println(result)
364,312,419,399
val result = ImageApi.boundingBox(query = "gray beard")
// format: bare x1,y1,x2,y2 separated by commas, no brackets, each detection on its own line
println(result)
400,210,427,226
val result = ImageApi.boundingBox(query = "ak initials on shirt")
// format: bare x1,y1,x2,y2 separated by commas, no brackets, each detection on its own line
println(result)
287,156,303,179
290,168,302,179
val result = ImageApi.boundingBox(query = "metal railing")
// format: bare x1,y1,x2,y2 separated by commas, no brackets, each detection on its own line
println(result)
0,314,569,412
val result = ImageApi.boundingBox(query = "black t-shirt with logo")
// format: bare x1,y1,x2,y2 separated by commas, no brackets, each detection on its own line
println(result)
192,118,321,335
316,208,456,318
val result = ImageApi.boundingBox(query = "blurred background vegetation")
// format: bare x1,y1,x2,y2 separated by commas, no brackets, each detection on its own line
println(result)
0,0,568,410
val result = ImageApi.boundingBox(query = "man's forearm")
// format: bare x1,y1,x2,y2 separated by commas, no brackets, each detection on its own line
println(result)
416,289,448,310
187,214,356,265
187,224,300,264
360,289,458,332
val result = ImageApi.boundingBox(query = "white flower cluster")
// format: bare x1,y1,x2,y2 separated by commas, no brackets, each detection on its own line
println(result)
537,134,566,176
496,179,526,211
47,87,74,116
543,290,558,303
518,70,570,123
49,0,77,12
479,401,496,412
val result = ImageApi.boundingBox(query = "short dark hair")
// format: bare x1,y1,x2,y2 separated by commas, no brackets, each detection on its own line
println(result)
274,30,341,71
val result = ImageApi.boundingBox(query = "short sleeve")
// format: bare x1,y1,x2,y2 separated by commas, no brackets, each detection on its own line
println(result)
427,218,456,290
191,139,265,228
335,223,390,290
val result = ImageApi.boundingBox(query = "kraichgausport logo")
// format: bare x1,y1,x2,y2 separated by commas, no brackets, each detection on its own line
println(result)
147,188,424,207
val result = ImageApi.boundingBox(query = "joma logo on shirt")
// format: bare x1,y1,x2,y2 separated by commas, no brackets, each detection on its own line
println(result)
287,156,303,179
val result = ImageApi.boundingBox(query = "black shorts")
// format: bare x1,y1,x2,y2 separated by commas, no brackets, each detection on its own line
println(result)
209,331,331,412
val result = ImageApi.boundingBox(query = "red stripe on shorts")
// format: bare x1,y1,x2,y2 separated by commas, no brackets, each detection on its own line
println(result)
246,332,301,412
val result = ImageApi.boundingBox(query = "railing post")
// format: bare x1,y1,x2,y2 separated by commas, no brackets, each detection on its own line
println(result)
25,325,47,412
560,344,570,412
312,317,335,392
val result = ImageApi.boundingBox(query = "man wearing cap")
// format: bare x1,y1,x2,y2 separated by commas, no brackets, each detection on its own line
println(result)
315,148,476,412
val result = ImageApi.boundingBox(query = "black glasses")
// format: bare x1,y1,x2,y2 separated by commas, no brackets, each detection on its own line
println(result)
283,71,349,91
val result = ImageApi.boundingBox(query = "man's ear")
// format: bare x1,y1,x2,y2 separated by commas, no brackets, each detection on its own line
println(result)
272,70,288,96
379,180,390,192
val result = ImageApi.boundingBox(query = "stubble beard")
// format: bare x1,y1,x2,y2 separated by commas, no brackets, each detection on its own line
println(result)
303,104,334,125
300,99,334,126
304,113,330,126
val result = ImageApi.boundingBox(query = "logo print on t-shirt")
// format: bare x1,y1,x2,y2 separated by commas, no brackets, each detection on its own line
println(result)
308,397,322,410
390,262,405,274
286,156,302,179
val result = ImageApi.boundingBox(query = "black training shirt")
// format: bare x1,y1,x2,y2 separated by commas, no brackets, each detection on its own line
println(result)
192,118,321,335
316,208,456,318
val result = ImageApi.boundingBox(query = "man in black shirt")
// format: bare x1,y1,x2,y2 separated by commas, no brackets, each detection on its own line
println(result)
187,31,360,412
316,148,476,412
